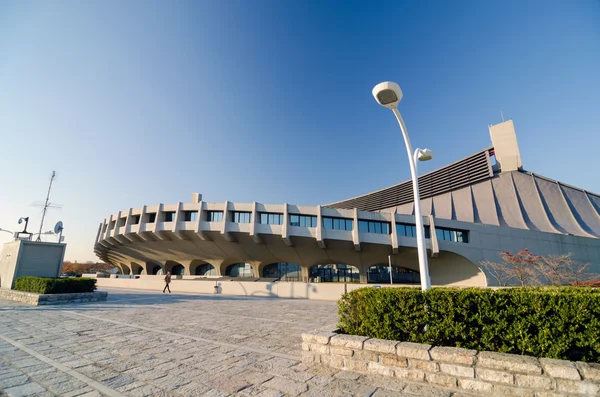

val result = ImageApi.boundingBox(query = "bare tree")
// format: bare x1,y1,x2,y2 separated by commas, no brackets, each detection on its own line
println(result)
480,249,542,286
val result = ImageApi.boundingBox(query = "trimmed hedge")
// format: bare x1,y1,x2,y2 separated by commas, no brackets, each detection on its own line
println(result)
14,277,97,294
338,287,600,362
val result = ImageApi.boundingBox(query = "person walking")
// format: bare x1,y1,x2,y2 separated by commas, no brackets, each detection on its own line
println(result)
163,271,172,293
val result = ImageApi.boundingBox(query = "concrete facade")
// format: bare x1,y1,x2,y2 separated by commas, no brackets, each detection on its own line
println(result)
94,121,600,286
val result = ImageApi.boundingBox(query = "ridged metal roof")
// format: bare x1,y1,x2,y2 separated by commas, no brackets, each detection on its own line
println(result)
327,148,494,211
327,149,600,239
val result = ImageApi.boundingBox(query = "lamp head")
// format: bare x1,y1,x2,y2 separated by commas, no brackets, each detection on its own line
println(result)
372,81,403,109
417,148,434,162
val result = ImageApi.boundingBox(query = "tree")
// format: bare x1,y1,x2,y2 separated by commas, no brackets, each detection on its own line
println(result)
481,250,592,287
481,249,542,286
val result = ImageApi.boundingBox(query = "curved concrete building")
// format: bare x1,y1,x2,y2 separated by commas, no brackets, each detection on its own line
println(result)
94,120,600,286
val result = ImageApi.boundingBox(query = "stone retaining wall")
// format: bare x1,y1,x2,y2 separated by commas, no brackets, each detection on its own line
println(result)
302,329,600,396
0,290,108,306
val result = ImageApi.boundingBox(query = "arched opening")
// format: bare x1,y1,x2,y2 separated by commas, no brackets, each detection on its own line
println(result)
194,263,216,276
120,264,131,275
262,262,301,281
165,260,185,275
225,263,253,278
171,264,185,276
137,266,144,275
152,265,162,275
309,264,360,283
367,265,420,284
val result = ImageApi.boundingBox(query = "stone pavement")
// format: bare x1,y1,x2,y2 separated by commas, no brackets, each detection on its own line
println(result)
0,288,470,396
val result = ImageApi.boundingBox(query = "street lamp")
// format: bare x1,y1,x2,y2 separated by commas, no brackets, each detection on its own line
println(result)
372,81,433,291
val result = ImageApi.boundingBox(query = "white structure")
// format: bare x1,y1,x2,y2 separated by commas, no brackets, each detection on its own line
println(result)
0,240,66,289
94,121,600,286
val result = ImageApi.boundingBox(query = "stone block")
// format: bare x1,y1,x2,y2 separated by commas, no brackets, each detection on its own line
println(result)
476,368,514,384
430,346,477,366
539,358,581,380
327,355,345,369
301,342,310,351
301,351,318,364
396,342,432,360
394,368,425,382
492,384,535,397
409,358,438,372
535,392,571,397
403,383,453,397
439,363,474,378
477,351,542,375
363,338,398,354
330,347,353,357
367,362,395,377
301,331,336,345
577,361,600,382
514,374,553,390
352,349,378,362
329,334,369,349
459,379,493,393
555,379,599,395
308,343,329,354
426,372,458,388
345,359,368,373
381,355,407,368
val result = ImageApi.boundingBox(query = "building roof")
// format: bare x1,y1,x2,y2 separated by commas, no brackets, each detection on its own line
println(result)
327,150,600,239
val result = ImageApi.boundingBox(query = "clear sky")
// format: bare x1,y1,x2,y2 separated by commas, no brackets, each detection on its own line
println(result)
1,1,599,262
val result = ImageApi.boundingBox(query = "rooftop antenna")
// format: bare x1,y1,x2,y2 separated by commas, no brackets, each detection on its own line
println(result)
32,171,62,241
500,110,505,122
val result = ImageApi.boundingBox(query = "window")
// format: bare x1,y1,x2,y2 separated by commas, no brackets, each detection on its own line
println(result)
131,215,140,225
163,212,176,222
289,214,317,227
358,220,390,234
206,211,223,222
396,223,431,238
102,224,108,233
146,213,156,223
184,211,198,222
322,217,353,231
232,211,251,223
109,221,116,230
258,212,283,225
118,217,127,227
436,227,469,243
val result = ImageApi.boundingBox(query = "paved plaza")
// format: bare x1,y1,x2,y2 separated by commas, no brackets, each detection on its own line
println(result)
0,288,467,397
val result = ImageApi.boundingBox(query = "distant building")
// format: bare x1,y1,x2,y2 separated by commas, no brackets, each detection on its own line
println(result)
94,121,600,286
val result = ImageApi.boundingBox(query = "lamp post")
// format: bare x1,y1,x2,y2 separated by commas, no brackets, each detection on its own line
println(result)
372,81,433,291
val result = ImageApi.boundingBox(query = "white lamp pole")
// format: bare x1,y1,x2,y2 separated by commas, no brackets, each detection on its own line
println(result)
373,81,432,291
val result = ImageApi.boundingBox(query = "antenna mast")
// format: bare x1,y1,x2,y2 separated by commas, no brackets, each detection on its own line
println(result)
37,171,56,241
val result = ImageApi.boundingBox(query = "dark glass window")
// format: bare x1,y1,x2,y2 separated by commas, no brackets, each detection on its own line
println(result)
206,211,223,222
131,215,140,225
146,213,156,223
225,263,253,277
289,214,317,227
232,211,251,223
322,216,353,231
435,227,469,243
184,211,198,222
118,217,127,227
102,224,108,232
262,262,301,281
259,212,283,225
163,212,176,222
396,223,431,238
358,220,390,234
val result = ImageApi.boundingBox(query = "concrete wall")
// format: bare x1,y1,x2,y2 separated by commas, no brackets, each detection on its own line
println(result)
0,240,66,289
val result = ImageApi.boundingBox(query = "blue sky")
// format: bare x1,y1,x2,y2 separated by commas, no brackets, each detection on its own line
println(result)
0,1,599,262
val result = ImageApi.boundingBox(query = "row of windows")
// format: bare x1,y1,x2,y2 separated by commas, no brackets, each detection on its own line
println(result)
358,220,391,234
323,217,353,231
102,213,467,243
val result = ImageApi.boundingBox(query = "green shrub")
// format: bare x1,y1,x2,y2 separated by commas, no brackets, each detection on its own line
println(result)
338,287,600,362
14,277,97,294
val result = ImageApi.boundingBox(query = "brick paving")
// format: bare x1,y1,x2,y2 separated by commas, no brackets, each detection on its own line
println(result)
0,288,466,396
